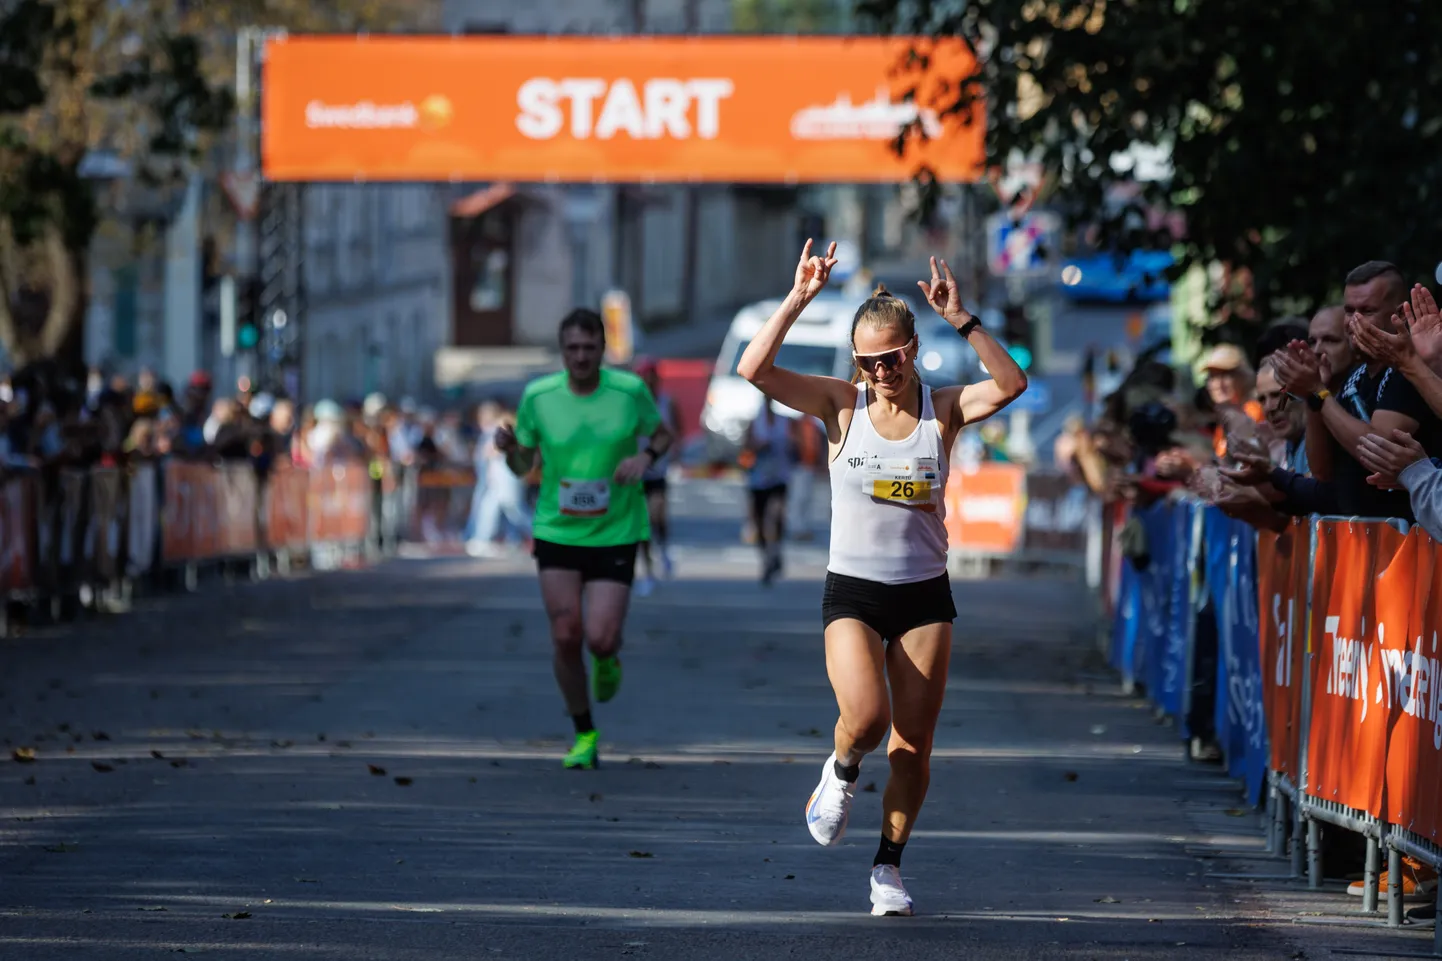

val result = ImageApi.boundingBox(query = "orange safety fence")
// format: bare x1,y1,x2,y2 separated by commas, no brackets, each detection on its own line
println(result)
308,462,371,546
1256,523,1309,781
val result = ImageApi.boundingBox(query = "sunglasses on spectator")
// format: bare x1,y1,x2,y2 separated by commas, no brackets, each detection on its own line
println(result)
853,338,915,373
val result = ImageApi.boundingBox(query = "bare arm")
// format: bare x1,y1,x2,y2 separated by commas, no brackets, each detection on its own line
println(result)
1320,397,1418,461
736,241,857,421
1304,406,1333,480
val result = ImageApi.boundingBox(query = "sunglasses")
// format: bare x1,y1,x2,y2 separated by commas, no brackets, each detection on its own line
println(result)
853,337,915,374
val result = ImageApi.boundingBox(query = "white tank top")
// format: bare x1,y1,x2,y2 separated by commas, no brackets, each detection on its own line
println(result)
827,385,950,584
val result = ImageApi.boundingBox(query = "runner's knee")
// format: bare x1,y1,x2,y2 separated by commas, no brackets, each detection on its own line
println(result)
550,616,584,653
842,709,892,749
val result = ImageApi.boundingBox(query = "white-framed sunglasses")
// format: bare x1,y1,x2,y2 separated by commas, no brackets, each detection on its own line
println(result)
853,336,916,374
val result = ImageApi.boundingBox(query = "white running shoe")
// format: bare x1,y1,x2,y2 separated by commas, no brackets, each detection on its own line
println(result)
869,864,914,917
635,575,655,598
804,753,855,846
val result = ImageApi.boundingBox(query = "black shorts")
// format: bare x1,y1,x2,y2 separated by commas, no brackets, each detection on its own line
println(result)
822,571,957,641
749,484,787,517
533,539,638,586
642,478,668,496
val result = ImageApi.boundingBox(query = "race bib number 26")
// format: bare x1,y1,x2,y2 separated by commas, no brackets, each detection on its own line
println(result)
861,457,937,510
559,479,610,517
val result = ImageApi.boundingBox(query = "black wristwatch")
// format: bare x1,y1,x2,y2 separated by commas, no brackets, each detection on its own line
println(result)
643,446,660,464
956,317,982,338
1305,388,1331,413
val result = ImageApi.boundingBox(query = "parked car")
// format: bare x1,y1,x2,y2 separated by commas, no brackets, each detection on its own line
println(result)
1059,248,1175,303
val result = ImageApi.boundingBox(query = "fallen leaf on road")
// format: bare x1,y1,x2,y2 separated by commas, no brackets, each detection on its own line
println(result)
589,793,603,802
316,734,326,742
628,851,654,858
23,775,35,785
1064,771,1079,782
336,741,352,748
43,843,77,853
169,759,189,768
271,740,293,749
468,777,477,783
1224,808,1247,817
784,874,795,880
394,777,413,786
151,750,165,759
65,746,74,754
644,761,663,769
862,782,877,793
368,765,387,776
12,747,36,763
91,762,115,773
139,906,167,912
186,731,206,740
91,731,110,741
57,723,70,732
222,912,251,920
295,878,318,883
803,728,822,737
1094,896,1121,904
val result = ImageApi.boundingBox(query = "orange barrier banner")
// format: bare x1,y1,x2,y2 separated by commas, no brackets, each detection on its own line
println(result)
216,466,259,556
1383,531,1442,841
0,476,35,594
943,463,1026,555
1257,522,1309,779
162,462,220,564
261,36,984,183
1305,521,1387,816
308,463,371,545
265,467,310,553
657,358,712,441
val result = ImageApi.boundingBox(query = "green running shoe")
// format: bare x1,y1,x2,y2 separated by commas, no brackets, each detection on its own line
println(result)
592,653,623,704
563,730,600,770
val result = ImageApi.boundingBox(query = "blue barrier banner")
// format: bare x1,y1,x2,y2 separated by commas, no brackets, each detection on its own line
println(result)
1158,500,1194,728
1112,559,1141,689
1204,508,1267,805
1137,504,1174,701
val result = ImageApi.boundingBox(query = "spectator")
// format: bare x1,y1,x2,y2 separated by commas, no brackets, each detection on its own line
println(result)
1199,344,1263,458
465,406,532,557
1272,261,1442,522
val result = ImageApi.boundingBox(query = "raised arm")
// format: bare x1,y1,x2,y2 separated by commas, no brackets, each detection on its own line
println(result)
736,240,858,421
920,257,1028,428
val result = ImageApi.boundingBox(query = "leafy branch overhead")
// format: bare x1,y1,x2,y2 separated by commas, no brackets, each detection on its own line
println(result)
0,0,427,367
863,0,1442,323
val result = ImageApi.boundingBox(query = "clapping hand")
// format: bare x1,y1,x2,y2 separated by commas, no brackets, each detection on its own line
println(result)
1271,340,1329,397
1404,284,1442,370
1219,447,1275,487
1348,312,1418,371
1357,428,1428,489
916,256,973,329
793,239,839,301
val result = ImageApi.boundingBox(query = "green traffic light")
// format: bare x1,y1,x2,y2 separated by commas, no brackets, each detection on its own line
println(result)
1008,344,1033,371
237,325,259,350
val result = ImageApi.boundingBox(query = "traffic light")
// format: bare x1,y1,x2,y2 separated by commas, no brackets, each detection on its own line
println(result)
237,322,259,350
1003,304,1034,372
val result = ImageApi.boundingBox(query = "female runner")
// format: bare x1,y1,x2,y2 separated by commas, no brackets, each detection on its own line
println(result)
737,242,1027,916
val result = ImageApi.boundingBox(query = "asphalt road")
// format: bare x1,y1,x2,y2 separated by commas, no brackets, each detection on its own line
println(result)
0,477,1425,959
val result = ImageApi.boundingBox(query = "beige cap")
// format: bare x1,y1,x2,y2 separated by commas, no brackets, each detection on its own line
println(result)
1200,344,1250,373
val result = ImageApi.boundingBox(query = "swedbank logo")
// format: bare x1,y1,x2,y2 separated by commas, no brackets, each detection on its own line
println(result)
305,95,453,131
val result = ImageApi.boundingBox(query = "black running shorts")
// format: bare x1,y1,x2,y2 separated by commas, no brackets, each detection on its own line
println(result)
533,539,638,586
821,571,957,641
642,478,668,497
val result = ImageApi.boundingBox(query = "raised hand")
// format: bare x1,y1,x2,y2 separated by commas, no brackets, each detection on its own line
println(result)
1403,283,1442,370
916,256,973,328
493,424,518,453
793,239,839,301
1273,340,1326,397
1349,313,1418,371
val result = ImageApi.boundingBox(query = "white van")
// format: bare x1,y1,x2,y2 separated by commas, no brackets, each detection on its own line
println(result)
700,292,861,459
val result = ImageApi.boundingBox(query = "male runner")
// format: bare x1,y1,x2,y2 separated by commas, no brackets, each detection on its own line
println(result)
494,308,672,769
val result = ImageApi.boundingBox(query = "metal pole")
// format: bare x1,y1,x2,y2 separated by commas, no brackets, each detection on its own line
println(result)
678,0,702,330
1363,835,1380,913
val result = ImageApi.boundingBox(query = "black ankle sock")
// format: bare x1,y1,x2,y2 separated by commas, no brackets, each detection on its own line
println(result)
834,759,860,783
573,712,595,735
874,836,906,868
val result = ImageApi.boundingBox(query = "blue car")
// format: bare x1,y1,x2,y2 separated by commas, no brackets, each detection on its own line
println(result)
1059,249,1175,303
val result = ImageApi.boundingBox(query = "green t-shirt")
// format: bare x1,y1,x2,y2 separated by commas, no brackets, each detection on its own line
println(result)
515,369,662,547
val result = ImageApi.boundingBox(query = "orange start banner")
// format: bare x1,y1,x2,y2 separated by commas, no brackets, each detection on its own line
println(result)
261,36,984,183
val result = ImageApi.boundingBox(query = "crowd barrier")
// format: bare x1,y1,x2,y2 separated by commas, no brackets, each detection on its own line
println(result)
942,463,1095,574
0,459,379,629
1110,496,1442,951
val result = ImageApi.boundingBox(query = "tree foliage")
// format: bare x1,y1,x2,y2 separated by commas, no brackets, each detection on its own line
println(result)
861,0,1442,337
0,0,426,368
